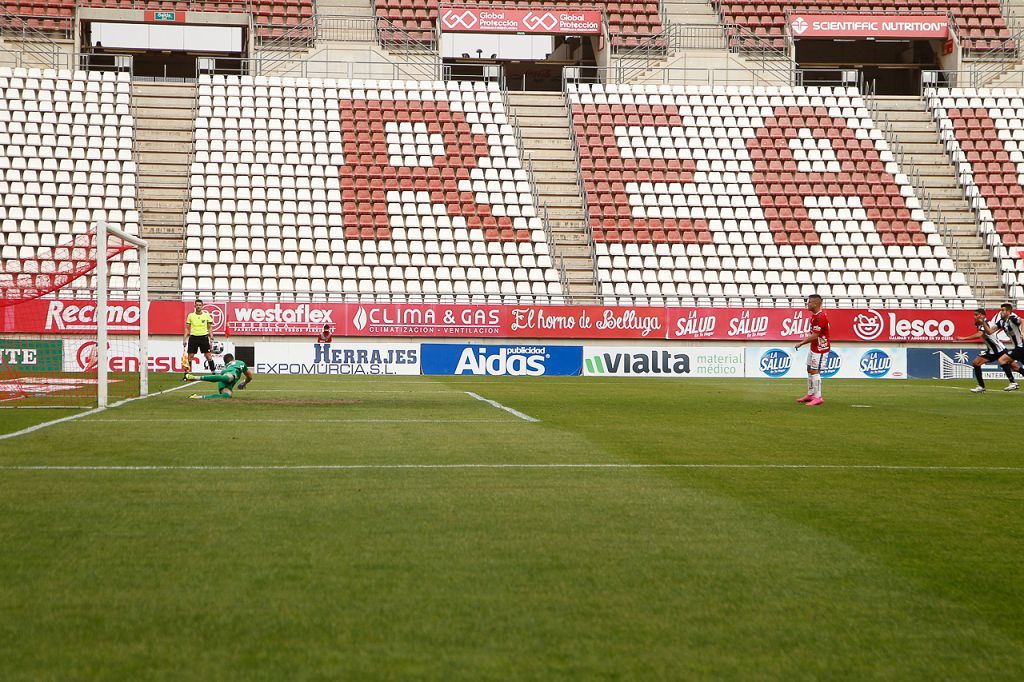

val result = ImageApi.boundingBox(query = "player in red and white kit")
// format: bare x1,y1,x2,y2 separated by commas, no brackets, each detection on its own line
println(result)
794,293,829,407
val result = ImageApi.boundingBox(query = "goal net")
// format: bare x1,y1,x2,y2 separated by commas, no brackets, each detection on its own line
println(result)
0,222,149,409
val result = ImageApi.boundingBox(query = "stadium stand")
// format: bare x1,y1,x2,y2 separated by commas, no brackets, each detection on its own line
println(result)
2,0,313,35
0,67,140,297
182,74,564,302
381,0,664,48
927,87,1024,299
568,83,975,306
716,1,1012,52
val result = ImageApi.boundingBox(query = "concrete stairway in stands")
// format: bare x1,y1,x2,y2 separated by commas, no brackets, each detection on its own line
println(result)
872,94,1006,305
316,0,371,16
662,0,719,24
131,81,196,298
506,91,597,302
621,0,792,85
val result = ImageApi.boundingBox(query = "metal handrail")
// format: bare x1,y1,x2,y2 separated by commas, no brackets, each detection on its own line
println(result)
0,7,65,66
565,64,803,87
613,23,726,82
560,71,601,297
969,27,1024,87
723,22,793,83
316,15,378,42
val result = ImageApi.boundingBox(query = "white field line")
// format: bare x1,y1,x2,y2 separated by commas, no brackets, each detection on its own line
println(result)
0,382,196,442
0,405,91,409
0,463,1022,473
88,418,515,424
465,391,540,423
239,389,461,393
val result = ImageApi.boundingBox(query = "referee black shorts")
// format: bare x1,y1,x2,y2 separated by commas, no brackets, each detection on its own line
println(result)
187,335,211,355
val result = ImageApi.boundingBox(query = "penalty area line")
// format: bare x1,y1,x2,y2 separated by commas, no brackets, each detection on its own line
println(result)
465,391,540,423
0,382,197,442
1,463,1023,473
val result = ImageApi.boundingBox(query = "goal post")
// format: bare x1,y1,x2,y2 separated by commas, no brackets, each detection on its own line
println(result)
0,221,148,409
96,220,149,407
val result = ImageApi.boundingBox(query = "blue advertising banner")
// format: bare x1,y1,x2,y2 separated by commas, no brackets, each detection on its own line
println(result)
745,346,907,379
421,344,583,376
907,347,1012,380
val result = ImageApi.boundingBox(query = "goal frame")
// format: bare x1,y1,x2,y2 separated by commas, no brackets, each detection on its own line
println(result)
95,220,149,408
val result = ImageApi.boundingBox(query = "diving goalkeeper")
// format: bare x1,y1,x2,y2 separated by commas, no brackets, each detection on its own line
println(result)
186,354,253,400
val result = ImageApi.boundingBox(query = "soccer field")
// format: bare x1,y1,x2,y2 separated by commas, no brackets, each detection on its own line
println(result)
0,376,1021,680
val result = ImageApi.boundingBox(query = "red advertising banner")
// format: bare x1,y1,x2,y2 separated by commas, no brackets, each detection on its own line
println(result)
439,6,602,34
667,307,972,343
788,14,949,39
228,302,665,338
0,299,976,343
0,299,188,335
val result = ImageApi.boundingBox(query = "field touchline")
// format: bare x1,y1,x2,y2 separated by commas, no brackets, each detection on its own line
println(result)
0,382,196,442
1,464,1023,473
464,392,540,423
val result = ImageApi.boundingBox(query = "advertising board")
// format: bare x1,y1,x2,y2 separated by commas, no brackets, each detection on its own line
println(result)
745,346,907,379
583,346,744,377
421,344,583,376
254,342,420,375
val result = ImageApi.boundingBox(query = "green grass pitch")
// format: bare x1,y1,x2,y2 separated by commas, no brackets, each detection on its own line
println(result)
0,376,1022,680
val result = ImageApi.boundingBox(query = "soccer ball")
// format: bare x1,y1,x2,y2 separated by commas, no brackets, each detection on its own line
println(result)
211,341,224,355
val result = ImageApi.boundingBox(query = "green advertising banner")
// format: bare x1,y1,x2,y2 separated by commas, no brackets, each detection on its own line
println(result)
0,339,63,372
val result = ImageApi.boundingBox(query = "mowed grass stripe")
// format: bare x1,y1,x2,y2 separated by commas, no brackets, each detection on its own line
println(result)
0,469,1020,680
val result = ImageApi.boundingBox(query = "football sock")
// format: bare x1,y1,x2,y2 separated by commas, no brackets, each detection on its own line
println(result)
810,374,822,398
199,373,230,383
206,359,216,372
806,376,813,394
201,392,231,399
1003,364,1015,382
974,365,985,388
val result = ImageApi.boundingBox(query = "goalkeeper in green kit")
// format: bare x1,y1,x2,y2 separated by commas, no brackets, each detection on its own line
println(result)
186,354,253,400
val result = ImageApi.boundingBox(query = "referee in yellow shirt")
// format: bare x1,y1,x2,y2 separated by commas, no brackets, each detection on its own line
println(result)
183,299,217,378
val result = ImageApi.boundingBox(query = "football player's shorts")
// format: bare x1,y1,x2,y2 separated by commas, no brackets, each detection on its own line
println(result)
807,349,828,371
1008,346,1024,363
980,351,1006,363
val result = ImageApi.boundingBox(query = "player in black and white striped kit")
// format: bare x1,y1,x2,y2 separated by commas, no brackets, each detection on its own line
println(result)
956,308,1021,393
993,304,1024,382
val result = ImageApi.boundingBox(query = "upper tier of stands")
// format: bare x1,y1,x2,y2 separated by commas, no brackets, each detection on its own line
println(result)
183,75,563,302
717,0,1011,51
2,0,313,35
0,68,139,297
928,87,1024,300
379,0,663,48
568,83,974,307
